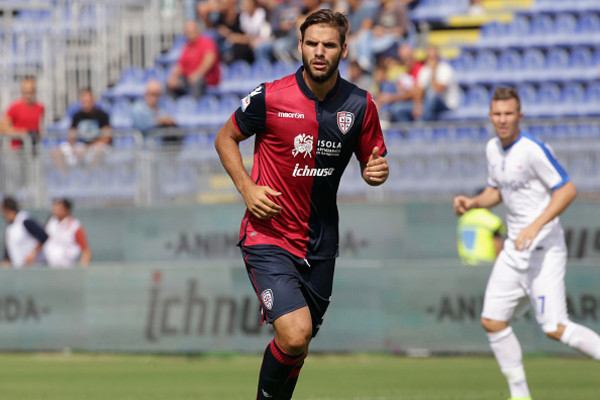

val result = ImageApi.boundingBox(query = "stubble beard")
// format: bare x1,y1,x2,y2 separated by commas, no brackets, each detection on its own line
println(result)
302,52,342,84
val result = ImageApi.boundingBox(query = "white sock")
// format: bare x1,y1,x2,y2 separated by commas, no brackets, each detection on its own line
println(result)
561,322,600,360
487,326,531,398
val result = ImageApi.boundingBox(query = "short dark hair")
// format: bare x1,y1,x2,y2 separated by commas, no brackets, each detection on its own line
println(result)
492,87,521,111
299,9,349,47
2,196,19,212
55,198,72,212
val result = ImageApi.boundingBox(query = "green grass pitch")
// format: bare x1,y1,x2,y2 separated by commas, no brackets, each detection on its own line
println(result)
0,353,598,399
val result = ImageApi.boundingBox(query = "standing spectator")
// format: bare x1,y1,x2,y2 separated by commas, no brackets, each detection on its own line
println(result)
131,79,177,139
215,10,388,399
414,45,460,121
355,0,410,71
216,0,255,64
1,196,48,268
43,198,91,268
375,43,424,122
167,20,221,98
52,88,111,171
0,77,44,150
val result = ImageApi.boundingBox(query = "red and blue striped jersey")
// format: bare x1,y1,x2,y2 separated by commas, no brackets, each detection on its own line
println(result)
233,67,387,259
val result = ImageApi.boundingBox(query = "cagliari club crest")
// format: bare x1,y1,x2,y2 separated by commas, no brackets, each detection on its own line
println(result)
261,289,274,310
337,111,355,134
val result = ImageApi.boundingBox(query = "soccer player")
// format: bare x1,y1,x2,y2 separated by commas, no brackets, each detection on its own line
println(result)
214,9,389,400
453,87,600,400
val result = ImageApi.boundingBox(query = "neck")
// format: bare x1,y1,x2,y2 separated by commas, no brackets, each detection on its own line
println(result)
302,69,338,101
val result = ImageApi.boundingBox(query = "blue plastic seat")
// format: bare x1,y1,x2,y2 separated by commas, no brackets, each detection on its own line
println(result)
528,14,554,46
560,82,585,117
471,50,497,84
582,82,600,116
529,83,561,118
543,48,569,80
496,50,521,83
550,13,578,46
520,49,545,82
577,12,600,45
568,46,594,80
174,95,202,127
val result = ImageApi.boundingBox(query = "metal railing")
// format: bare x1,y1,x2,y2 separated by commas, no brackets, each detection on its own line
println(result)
1,119,600,208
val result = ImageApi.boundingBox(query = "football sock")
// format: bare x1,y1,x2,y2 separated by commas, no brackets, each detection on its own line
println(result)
561,322,600,360
487,326,531,398
279,360,305,400
256,340,304,400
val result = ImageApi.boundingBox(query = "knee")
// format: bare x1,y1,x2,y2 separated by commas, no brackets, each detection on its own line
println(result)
481,317,509,333
276,325,312,355
545,324,566,341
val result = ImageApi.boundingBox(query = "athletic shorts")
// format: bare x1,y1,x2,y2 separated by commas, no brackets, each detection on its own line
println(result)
241,245,335,337
481,229,569,332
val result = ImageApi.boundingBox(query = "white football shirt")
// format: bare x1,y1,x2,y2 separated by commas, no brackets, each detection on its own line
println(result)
486,132,570,242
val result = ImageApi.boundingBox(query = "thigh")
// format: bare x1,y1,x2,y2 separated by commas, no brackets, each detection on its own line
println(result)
242,246,307,326
299,258,336,336
481,251,529,322
528,244,568,332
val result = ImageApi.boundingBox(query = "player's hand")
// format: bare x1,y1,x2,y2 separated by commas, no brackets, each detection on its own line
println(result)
24,251,37,265
242,183,282,220
453,195,475,215
364,146,388,185
514,222,543,252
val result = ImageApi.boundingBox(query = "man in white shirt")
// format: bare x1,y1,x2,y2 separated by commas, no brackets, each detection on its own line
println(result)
453,87,600,400
43,198,91,268
414,45,460,121
1,196,48,268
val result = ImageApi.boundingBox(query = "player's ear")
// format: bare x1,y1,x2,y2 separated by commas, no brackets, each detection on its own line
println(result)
341,42,348,59
298,39,303,57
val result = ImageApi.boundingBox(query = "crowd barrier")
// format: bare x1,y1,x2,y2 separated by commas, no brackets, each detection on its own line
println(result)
0,260,598,354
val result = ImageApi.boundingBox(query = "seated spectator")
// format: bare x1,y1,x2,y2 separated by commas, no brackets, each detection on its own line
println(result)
132,79,178,142
468,0,485,16
43,198,91,268
51,88,111,171
240,0,272,63
0,77,44,150
216,0,255,64
375,43,424,122
347,60,374,92
167,20,221,98
1,196,48,268
355,0,411,72
269,0,301,64
413,45,460,121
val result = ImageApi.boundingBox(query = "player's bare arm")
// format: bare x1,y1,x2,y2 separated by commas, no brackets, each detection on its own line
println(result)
453,186,502,215
215,117,282,220
515,180,577,251
361,146,388,186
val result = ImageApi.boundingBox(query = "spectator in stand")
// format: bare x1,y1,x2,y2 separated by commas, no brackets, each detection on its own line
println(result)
51,88,111,171
167,20,221,98
132,79,177,141
43,198,91,268
347,60,374,92
0,77,44,150
217,0,255,64
355,0,411,72
269,0,302,64
240,0,273,63
375,43,424,122
414,45,460,121
1,196,48,268
468,0,485,16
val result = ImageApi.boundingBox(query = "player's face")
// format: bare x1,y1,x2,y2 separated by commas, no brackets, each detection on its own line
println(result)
299,24,348,84
52,201,68,220
489,98,523,146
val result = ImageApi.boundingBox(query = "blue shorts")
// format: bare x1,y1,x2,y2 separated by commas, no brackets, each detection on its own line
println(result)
241,245,335,337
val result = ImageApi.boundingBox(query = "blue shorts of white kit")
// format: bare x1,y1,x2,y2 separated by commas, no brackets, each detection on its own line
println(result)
241,245,335,337
481,228,569,333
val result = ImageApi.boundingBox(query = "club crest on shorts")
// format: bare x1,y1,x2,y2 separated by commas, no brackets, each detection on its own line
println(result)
337,111,354,134
261,289,274,310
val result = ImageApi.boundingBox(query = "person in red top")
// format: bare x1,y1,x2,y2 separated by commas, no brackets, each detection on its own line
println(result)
215,9,388,400
0,77,44,149
167,20,221,98
375,43,424,122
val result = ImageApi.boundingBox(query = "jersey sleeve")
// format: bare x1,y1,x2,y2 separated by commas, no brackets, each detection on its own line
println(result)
233,84,267,137
75,227,89,250
23,219,49,244
530,141,570,190
355,92,387,164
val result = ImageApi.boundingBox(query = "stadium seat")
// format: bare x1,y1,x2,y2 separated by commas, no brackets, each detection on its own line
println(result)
470,50,497,84
528,14,555,47
174,95,201,127
528,82,561,118
195,95,221,126
110,99,134,129
476,21,507,49
542,48,569,81
105,66,146,100
582,82,600,116
496,50,521,83
550,13,578,46
517,84,537,116
576,12,600,45
520,49,546,82
568,46,595,81
559,82,585,117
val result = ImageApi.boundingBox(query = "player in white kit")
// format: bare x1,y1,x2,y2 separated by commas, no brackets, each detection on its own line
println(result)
453,88,600,400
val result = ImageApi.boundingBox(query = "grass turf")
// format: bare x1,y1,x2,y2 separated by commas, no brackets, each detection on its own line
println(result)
0,353,597,400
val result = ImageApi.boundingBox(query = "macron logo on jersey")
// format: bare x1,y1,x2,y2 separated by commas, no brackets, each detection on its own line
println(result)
278,112,305,119
292,133,313,158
